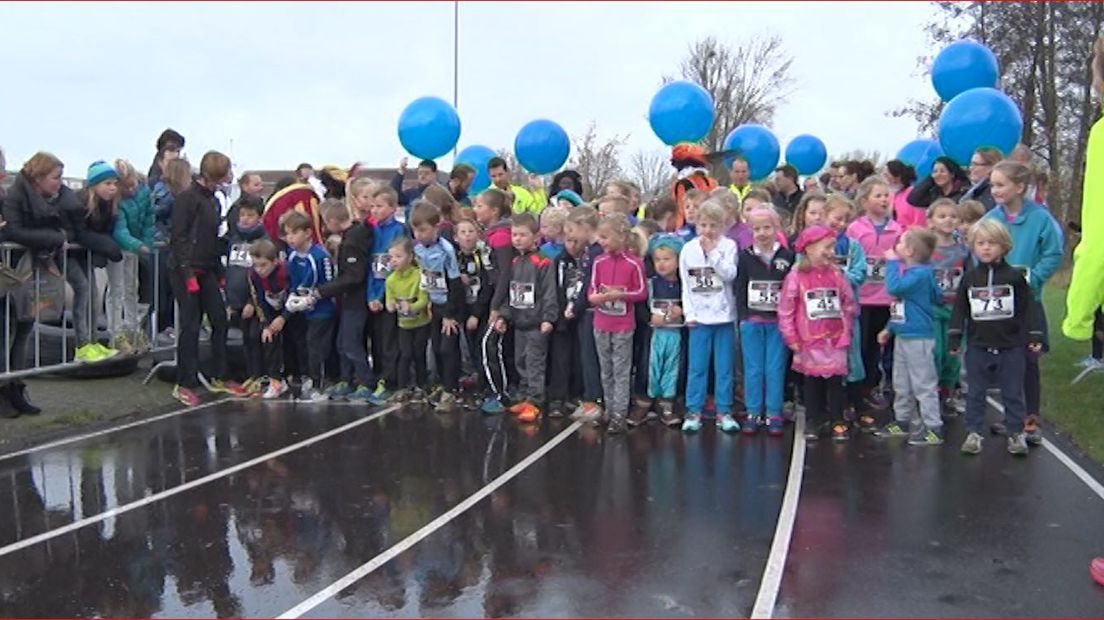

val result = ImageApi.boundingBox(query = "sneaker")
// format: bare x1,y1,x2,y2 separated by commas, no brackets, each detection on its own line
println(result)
1007,432,1029,455
172,385,202,407
607,414,627,434
876,421,910,437
327,382,354,400
858,415,879,433
1024,415,1042,446
658,399,681,427
961,432,984,455
262,379,288,400
113,332,133,355
368,386,393,405
300,387,328,403
425,385,445,407
782,401,796,422
863,393,889,411
509,400,531,415
627,403,649,427
75,343,104,363
946,390,966,416
132,329,151,352
517,403,542,424
547,400,565,418
831,423,850,442
435,391,458,414
681,413,703,433
990,421,1007,436
740,415,761,435
390,389,412,404
908,429,944,446
347,386,374,402
1075,355,1104,369
480,395,506,414
766,416,784,436
410,388,427,403
716,413,739,434
569,401,603,423
804,426,821,442
372,379,389,399
1090,557,1104,587
209,379,250,397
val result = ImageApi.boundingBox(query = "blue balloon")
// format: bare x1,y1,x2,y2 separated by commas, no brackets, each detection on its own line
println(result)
722,124,780,181
938,87,1023,165
397,96,461,160
514,119,570,175
455,144,497,194
784,134,827,175
897,138,944,180
648,81,715,146
931,40,1000,102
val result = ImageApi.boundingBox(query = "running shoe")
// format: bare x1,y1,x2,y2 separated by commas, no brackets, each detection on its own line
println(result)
173,385,202,407
961,432,983,455
682,413,703,433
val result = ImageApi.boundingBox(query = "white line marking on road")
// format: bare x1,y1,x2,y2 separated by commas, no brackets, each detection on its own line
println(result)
0,405,399,558
751,412,807,619
277,420,583,619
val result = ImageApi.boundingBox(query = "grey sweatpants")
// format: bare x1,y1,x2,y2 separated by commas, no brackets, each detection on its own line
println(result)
596,329,634,417
892,337,942,432
514,328,549,402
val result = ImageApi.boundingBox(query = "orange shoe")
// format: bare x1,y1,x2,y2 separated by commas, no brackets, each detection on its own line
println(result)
509,400,531,415
517,403,541,424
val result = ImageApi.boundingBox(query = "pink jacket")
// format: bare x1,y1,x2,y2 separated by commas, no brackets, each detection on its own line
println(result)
778,264,856,378
588,251,647,333
893,188,926,230
846,215,902,306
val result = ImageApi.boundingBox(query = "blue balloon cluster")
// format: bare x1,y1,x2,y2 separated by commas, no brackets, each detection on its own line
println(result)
722,124,780,181
455,144,497,194
931,40,999,102
784,135,827,176
648,81,715,146
937,87,1023,165
514,119,570,175
897,138,944,180
397,96,461,161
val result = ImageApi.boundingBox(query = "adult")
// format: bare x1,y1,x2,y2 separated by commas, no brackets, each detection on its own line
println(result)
836,160,875,198
728,157,752,203
296,162,326,200
827,160,844,192
391,157,436,206
770,164,804,218
550,169,585,197
488,157,546,215
448,163,476,206
0,147,38,417
147,128,184,189
803,176,821,193
961,147,1002,210
168,150,249,406
906,156,969,208
883,159,921,228
317,165,348,199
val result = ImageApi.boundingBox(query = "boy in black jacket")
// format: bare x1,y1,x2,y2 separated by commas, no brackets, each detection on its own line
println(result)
546,232,586,418
454,219,493,399
224,196,271,393
948,219,1042,457
314,199,375,401
243,239,290,399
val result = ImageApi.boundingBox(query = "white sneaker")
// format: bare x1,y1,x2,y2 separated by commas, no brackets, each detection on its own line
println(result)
300,388,328,403
262,380,288,400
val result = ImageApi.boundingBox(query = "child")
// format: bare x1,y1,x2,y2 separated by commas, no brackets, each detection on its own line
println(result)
875,228,944,445
957,199,986,240
410,201,465,413
647,197,679,234
778,225,857,441
474,188,517,414
454,218,493,391
491,213,558,422
927,198,970,414
949,219,1043,456
982,160,1064,443
111,159,155,353
348,177,377,223
75,161,125,360
735,207,795,436
589,213,648,433
539,206,569,260
244,239,290,399
790,192,828,243
675,189,707,242
740,188,773,224
824,195,868,415
647,235,686,427
366,185,408,403
679,201,740,433
628,223,657,424
223,196,270,391
547,232,586,418
845,176,902,422
281,210,336,402
385,237,432,402
315,198,375,402
565,206,606,422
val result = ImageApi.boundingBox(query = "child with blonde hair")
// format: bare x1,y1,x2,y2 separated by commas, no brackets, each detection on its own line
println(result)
111,158,155,353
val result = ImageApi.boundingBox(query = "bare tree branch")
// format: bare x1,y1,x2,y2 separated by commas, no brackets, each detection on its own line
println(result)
627,149,673,201
567,121,626,199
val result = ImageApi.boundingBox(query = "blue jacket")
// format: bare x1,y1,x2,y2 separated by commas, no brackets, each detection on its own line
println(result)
286,243,336,320
984,199,1063,299
885,260,942,339
367,217,408,303
151,181,175,243
114,185,155,252
414,235,462,309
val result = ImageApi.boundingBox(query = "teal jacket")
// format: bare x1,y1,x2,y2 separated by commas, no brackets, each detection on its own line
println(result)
113,185,156,252
984,199,1063,299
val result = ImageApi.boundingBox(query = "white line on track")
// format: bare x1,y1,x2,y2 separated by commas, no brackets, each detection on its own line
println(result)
0,404,400,558
277,420,583,619
750,412,807,619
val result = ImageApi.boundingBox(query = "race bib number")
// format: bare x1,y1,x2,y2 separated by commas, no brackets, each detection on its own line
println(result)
804,288,842,321
371,253,392,280
935,267,964,294
420,269,447,294
599,285,627,316
229,244,252,268
889,299,906,323
465,276,481,304
479,244,495,271
747,280,782,312
509,281,535,309
968,285,1014,321
397,297,418,319
688,267,722,294
650,298,684,327
865,258,886,282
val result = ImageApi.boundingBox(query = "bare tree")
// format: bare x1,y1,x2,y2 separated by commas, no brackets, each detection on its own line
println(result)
494,149,529,185
628,149,673,201
833,149,886,168
568,121,626,199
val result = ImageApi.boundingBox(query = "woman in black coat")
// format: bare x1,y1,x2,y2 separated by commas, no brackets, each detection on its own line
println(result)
906,155,970,208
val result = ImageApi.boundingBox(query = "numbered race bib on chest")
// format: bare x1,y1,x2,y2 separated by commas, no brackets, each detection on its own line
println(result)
804,287,843,321
747,280,782,312
371,253,392,280
228,244,253,268
397,297,418,319
968,285,1014,321
420,269,447,294
688,266,722,294
935,267,964,294
865,258,886,282
599,285,627,316
564,270,584,302
650,298,684,327
509,281,534,309
889,299,906,323
465,276,481,304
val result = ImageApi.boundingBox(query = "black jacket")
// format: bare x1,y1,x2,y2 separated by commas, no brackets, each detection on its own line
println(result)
948,259,1042,351
316,220,373,309
493,249,559,330
735,245,795,322
169,181,226,279
2,173,70,255
71,190,123,267
961,178,996,211
906,176,967,208
223,223,270,311
553,251,584,330
457,244,493,322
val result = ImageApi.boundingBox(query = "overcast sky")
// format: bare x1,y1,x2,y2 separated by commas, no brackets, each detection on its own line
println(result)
1,1,939,177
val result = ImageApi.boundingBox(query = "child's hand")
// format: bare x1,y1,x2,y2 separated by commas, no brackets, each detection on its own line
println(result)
138,245,151,255
369,300,383,313
884,249,897,261
587,292,608,305
668,305,683,321
460,274,470,286
789,342,801,352
564,307,575,320
699,236,716,254
1028,342,1043,354
386,301,396,313
241,304,255,320
650,313,666,327
466,316,480,332
441,318,460,336
540,321,553,334
494,318,508,334
398,300,411,314
877,329,891,346
261,328,275,343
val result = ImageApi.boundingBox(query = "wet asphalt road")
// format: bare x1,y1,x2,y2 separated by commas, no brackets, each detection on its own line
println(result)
0,398,1100,618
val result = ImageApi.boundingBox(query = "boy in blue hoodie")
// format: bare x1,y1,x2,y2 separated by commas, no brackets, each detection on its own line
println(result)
875,228,945,445
281,210,336,402
366,185,409,403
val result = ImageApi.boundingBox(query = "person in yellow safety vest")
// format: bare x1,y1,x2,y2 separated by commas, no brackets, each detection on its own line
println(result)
488,156,547,215
729,157,752,203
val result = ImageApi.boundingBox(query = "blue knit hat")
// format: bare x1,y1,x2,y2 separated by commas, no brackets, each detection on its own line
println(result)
553,189,584,207
648,233,684,257
86,160,118,186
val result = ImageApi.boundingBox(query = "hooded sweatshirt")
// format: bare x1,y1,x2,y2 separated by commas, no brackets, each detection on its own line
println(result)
317,220,373,309
494,248,559,330
777,263,856,378
948,258,1042,351
884,260,942,339
224,222,270,311
984,199,1063,299
366,216,408,303
847,215,902,307
588,250,648,333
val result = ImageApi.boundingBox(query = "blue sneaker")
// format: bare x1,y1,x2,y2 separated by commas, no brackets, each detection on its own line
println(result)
717,414,740,434
347,386,374,402
368,389,393,406
327,381,354,400
766,416,784,436
481,396,506,415
682,413,703,433
740,415,761,435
